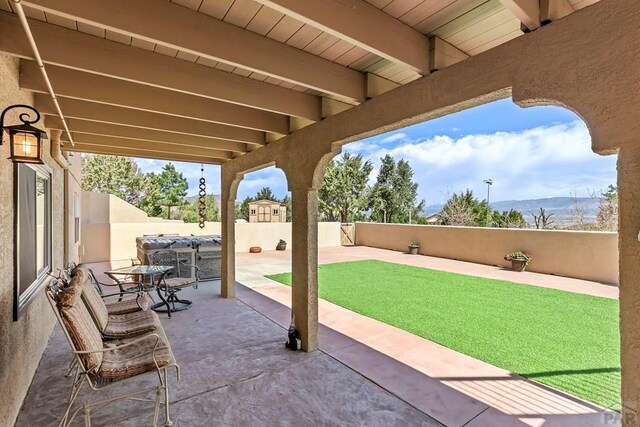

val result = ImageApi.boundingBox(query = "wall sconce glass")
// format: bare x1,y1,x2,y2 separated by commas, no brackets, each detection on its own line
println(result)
0,104,47,164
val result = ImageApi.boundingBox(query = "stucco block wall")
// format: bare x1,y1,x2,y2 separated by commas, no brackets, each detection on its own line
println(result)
0,54,66,425
82,191,159,224
355,222,618,284
81,221,341,263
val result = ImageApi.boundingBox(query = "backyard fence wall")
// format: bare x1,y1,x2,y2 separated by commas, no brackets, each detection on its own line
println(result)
355,222,619,285
81,221,341,263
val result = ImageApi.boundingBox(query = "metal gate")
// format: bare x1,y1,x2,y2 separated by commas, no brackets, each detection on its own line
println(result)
340,223,355,246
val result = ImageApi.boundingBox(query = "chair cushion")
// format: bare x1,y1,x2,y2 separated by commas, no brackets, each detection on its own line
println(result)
105,293,151,315
103,310,161,339
160,277,196,289
54,276,104,373
80,278,110,332
99,334,175,380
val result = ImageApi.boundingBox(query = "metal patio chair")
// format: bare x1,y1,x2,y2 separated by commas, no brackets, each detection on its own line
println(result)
147,249,200,314
86,267,153,315
46,278,179,427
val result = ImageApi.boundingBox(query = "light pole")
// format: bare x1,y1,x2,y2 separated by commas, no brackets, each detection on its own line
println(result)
483,179,493,227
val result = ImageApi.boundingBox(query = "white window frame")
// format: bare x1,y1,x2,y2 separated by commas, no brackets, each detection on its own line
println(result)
14,163,52,320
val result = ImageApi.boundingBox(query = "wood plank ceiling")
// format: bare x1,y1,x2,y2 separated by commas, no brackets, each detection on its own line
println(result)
0,0,601,164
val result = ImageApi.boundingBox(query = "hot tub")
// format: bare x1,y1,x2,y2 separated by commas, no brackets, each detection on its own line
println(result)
136,234,222,280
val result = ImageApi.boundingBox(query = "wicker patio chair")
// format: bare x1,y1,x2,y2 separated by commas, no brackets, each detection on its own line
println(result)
46,278,179,427
147,249,200,313
75,267,162,340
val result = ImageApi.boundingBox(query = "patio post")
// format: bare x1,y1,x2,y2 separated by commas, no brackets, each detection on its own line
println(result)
617,147,640,422
220,166,241,299
290,186,319,352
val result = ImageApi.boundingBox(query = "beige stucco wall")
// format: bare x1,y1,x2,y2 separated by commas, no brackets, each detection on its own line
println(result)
81,221,341,263
355,222,618,284
82,191,166,224
0,54,66,426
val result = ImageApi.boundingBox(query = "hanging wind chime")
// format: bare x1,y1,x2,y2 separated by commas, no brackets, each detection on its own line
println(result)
198,165,206,228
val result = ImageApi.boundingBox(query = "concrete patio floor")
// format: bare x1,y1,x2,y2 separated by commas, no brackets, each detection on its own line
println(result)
16,280,440,427
16,246,619,426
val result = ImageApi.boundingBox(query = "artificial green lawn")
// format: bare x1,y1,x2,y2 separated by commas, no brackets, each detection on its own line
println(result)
266,259,620,410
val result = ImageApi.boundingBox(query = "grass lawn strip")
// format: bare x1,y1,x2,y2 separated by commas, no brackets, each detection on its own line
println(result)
266,259,620,410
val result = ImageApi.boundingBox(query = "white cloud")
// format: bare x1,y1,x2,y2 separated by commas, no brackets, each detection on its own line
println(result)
134,121,617,205
380,132,407,144
344,121,617,205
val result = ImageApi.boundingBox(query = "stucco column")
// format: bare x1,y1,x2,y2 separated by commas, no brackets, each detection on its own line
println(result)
290,186,319,352
618,147,640,423
220,168,238,299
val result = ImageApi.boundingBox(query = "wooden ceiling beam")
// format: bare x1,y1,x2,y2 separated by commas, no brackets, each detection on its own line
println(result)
20,60,289,134
64,143,224,165
429,36,469,72
22,0,366,102
61,134,235,161
0,11,320,120
255,0,430,75
45,116,248,154
35,94,265,145
500,0,541,31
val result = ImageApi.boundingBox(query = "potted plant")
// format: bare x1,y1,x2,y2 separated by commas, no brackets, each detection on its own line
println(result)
504,251,532,272
276,239,287,251
408,241,420,255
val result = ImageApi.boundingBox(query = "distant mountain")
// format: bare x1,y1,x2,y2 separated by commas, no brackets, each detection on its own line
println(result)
424,197,600,225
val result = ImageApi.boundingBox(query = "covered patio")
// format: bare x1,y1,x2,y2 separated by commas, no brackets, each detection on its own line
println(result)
1,0,639,425
17,280,440,426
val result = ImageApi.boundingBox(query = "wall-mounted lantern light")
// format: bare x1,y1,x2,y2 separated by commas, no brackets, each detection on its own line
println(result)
0,104,47,164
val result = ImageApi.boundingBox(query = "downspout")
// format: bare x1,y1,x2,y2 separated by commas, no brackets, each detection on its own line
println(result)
50,129,69,169
10,0,74,147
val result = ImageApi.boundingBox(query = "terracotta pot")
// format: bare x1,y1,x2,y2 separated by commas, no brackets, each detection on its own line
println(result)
408,246,419,255
511,259,527,272
249,246,262,253
276,244,286,251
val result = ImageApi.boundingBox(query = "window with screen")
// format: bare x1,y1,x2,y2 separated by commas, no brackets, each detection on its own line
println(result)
15,163,52,320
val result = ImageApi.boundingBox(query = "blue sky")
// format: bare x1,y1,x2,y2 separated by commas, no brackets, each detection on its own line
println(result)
135,98,617,205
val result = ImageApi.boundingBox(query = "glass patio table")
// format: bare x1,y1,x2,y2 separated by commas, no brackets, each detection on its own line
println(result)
105,265,176,317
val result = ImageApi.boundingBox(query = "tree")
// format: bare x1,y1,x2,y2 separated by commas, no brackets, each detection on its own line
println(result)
81,155,146,206
393,159,425,223
493,209,527,228
440,190,491,227
138,173,163,218
368,155,425,223
156,163,188,219
597,185,618,231
530,207,555,229
319,152,373,222
254,187,278,202
282,194,292,222
182,194,220,223
236,196,253,221
569,191,599,230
